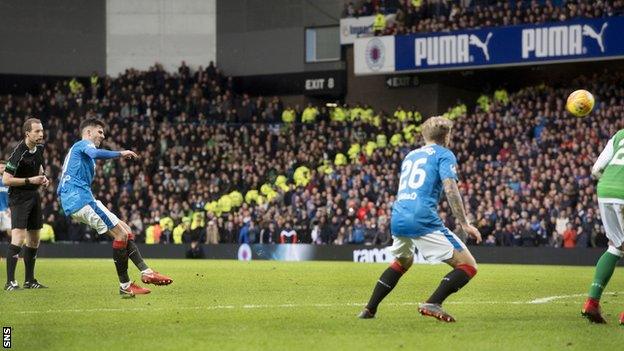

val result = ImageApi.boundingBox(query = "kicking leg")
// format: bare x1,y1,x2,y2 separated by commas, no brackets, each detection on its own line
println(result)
118,220,172,286
119,220,173,285
110,224,152,296
23,229,47,288
108,225,136,298
118,221,149,271
70,201,151,296
4,229,25,291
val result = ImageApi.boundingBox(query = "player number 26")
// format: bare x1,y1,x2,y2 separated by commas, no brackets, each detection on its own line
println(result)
399,158,427,191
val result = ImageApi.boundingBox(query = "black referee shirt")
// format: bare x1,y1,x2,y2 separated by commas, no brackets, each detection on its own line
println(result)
5,141,44,196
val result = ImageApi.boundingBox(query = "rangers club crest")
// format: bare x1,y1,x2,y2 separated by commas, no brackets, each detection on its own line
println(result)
365,38,385,71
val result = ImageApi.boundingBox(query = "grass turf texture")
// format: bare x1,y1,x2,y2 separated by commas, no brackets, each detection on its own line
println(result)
2,259,623,350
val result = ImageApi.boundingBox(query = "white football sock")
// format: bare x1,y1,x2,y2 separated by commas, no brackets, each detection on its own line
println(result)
120,281,131,289
141,268,154,274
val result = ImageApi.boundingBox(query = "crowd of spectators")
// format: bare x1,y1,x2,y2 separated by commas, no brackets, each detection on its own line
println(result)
0,61,621,250
452,71,623,248
343,0,624,36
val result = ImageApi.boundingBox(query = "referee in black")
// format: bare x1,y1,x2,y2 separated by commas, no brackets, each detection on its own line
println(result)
3,118,49,290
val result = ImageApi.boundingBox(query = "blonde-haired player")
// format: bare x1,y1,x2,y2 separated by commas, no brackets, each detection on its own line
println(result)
359,116,481,322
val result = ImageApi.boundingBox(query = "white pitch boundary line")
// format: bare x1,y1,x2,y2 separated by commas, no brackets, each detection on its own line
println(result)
528,291,619,304
9,301,507,315
6,292,621,315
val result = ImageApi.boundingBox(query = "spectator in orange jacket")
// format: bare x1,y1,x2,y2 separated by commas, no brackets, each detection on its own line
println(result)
562,223,577,249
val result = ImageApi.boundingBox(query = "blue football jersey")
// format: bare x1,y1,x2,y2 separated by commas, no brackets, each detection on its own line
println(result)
391,144,458,237
57,140,98,215
0,178,8,212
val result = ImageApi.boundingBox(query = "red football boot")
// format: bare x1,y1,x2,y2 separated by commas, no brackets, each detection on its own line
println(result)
141,271,173,286
581,298,607,324
619,311,623,325
418,303,456,323
128,282,151,294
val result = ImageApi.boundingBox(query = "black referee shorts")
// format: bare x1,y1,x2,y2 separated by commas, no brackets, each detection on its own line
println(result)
9,191,43,231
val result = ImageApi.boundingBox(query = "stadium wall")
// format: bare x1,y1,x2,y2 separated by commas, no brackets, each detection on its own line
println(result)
1,244,621,267
344,46,480,115
216,0,343,77
106,0,217,76
0,0,106,77
0,0,217,93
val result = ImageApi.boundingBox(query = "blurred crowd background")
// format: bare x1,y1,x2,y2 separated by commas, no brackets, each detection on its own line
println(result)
1,58,621,249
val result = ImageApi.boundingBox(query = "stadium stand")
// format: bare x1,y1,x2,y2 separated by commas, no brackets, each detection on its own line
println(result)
0,63,620,248
342,0,624,35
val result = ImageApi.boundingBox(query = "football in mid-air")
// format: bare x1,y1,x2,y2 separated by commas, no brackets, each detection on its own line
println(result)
566,89,595,117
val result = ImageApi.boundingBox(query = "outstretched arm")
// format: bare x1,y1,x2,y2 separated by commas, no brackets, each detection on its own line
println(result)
443,178,482,243
84,147,138,160
84,147,121,159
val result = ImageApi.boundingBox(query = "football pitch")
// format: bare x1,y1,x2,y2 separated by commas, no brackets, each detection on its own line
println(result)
2,259,623,351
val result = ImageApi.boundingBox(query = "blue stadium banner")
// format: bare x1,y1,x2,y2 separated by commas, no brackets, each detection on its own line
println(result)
355,16,624,75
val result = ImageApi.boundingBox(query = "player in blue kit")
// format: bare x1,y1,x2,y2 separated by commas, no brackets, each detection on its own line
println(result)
359,116,482,322
58,118,172,298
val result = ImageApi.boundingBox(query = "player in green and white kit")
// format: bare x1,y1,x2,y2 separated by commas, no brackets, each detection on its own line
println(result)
581,129,624,324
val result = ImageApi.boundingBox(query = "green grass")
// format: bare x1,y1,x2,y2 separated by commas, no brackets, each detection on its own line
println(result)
2,259,623,351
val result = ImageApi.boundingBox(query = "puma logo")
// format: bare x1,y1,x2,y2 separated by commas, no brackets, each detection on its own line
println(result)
582,23,608,53
469,32,494,61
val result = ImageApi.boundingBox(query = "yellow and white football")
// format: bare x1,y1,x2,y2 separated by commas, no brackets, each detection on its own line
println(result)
566,89,595,117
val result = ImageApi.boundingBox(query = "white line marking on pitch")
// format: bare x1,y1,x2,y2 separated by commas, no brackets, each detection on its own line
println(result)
6,292,621,315
10,302,505,315
527,291,619,304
